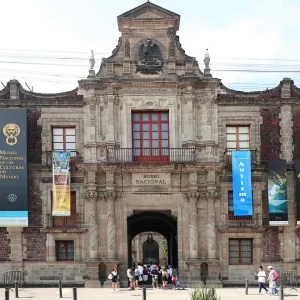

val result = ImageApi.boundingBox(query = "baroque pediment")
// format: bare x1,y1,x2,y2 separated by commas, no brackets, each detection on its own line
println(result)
118,2,179,19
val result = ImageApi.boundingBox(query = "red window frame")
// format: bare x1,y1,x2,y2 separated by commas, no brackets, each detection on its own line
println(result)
52,192,77,228
52,127,76,164
55,240,74,261
132,111,169,162
229,239,253,265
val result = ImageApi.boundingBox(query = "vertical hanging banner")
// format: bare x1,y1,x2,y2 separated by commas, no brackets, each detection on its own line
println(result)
52,151,71,216
232,150,253,216
268,160,288,225
295,160,300,225
0,109,28,227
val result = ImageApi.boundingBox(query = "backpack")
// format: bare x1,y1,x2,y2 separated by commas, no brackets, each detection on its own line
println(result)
273,270,279,281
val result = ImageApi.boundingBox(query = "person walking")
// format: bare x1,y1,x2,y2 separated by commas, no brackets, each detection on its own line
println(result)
267,266,279,295
254,266,268,294
127,266,135,291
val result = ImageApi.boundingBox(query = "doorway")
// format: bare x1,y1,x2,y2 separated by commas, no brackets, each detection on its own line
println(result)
127,211,177,268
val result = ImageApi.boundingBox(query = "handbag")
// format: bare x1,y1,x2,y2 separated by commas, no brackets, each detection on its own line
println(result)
139,275,143,282
108,273,113,280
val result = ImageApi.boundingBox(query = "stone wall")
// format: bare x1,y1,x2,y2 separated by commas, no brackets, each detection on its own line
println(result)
0,228,10,261
262,227,282,262
0,262,87,286
27,109,42,164
23,171,46,261
260,107,281,160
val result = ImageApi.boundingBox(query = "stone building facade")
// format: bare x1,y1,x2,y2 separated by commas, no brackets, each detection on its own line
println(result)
1,1,300,287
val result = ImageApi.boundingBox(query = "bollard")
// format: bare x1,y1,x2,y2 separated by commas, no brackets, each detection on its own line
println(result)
59,280,63,298
15,281,19,298
5,288,9,300
279,286,284,300
142,287,146,300
245,278,248,295
73,288,77,300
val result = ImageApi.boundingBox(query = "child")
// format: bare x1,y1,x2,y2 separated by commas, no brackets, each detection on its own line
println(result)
171,274,177,290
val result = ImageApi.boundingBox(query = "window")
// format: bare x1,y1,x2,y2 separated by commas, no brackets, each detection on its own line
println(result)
56,240,74,261
52,128,76,151
132,111,169,161
52,127,76,163
52,192,77,228
228,191,253,221
226,126,250,151
229,239,252,265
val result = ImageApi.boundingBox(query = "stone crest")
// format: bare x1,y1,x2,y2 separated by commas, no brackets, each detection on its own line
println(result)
136,39,163,74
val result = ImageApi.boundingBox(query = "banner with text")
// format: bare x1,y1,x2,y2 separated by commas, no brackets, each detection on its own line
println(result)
0,109,28,227
295,160,300,225
52,151,71,216
268,160,288,225
232,150,253,216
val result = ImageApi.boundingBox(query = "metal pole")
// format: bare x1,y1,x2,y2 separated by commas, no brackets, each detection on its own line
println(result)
15,281,19,298
142,287,146,300
5,288,9,300
279,286,284,300
245,278,248,295
73,288,77,300
59,280,63,298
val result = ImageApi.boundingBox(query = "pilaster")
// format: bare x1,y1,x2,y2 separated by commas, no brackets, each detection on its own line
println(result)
280,104,293,162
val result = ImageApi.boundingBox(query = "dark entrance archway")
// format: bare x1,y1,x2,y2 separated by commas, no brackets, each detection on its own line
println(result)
143,240,159,265
127,211,178,268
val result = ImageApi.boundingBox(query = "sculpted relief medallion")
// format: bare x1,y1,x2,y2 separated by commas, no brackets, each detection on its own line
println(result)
136,38,163,75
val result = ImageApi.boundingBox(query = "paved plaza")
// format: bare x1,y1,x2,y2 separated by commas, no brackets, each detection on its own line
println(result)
0,287,299,300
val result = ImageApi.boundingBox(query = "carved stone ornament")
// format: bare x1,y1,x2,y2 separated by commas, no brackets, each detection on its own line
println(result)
100,191,120,201
184,191,200,201
84,190,98,202
124,39,130,58
136,38,163,75
201,191,220,200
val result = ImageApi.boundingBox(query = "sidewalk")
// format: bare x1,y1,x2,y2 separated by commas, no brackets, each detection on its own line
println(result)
0,287,298,300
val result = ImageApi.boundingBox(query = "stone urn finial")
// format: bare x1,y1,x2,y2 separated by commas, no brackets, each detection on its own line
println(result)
203,49,212,77
89,50,95,70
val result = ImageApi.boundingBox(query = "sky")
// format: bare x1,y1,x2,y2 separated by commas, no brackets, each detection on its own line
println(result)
0,0,300,93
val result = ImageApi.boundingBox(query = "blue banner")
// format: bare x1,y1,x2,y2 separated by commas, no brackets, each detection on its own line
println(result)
232,150,253,216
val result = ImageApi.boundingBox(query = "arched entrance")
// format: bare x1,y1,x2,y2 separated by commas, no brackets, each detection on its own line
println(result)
127,211,178,268
143,240,159,264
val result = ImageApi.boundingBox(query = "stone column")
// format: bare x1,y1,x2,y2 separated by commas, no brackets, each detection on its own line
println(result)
136,235,141,262
184,191,200,259
106,92,116,144
102,191,118,259
83,165,99,260
204,191,219,259
182,87,195,145
84,190,99,259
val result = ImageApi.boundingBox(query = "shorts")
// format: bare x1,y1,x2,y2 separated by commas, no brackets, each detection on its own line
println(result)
172,281,176,286
162,276,168,281
112,278,117,283
152,276,158,283
129,276,135,282
135,275,139,281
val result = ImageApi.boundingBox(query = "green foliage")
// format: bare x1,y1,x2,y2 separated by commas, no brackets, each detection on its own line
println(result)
162,238,168,258
189,287,220,300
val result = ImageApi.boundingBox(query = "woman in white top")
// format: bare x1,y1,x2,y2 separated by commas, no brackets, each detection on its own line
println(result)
254,266,268,293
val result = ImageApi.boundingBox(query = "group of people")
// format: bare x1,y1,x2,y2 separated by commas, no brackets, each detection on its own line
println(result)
254,265,280,296
126,263,177,290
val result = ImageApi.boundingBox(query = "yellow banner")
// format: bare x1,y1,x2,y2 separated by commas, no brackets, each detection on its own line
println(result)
52,152,71,216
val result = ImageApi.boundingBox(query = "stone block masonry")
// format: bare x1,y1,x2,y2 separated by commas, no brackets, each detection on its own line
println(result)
0,228,10,261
